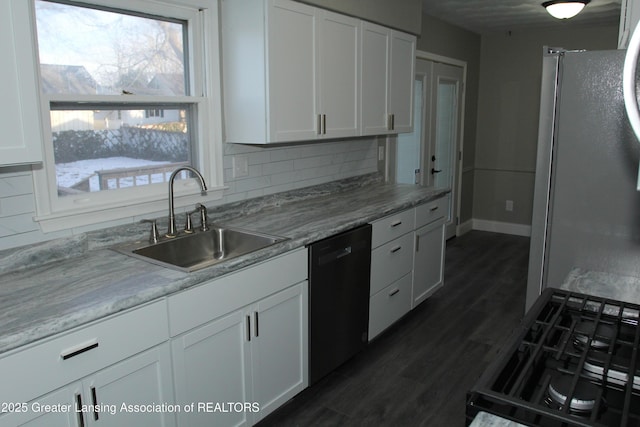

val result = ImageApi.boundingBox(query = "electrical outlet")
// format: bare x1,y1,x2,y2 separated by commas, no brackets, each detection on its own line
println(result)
232,156,249,178
505,200,514,212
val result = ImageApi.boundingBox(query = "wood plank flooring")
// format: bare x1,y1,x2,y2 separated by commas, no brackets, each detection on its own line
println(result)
257,230,530,427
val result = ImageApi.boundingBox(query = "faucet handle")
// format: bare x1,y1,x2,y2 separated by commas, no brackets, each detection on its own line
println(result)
140,219,160,244
184,209,198,234
196,203,209,231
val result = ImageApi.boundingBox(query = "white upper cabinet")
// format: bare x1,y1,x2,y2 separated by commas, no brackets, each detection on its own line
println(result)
0,1,43,166
316,10,360,138
222,0,359,144
361,22,416,135
266,0,318,142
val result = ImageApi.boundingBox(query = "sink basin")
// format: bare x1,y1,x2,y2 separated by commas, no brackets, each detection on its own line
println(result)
115,227,288,272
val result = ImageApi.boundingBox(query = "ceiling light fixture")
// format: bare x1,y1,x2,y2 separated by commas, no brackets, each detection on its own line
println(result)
542,0,590,20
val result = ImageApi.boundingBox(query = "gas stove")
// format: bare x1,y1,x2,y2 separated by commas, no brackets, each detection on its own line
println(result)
466,288,640,426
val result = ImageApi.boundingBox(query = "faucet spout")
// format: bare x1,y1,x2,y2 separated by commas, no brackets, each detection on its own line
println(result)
167,166,208,237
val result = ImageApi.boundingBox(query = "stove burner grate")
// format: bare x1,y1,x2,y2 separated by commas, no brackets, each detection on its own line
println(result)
466,288,640,427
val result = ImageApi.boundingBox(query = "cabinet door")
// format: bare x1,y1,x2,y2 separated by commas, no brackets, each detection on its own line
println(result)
251,281,308,422
86,344,175,427
172,310,252,427
317,11,360,138
388,31,416,133
412,221,445,308
0,1,43,165
0,385,79,427
361,22,390,136
267,0,318,142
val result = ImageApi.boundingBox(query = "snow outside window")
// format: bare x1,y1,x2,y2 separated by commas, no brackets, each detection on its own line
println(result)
25,0,224,231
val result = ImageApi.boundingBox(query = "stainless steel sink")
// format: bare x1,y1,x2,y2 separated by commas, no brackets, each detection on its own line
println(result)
115,227,288,272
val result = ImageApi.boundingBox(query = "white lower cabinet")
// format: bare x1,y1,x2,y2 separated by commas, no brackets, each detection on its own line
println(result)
3,344,175,427
368,212,415,340
412,197,447,308
169,248,308,427
412,220,445,308
171,310,252,427
368,273,413,339
368,195,449,340
0,297,174,427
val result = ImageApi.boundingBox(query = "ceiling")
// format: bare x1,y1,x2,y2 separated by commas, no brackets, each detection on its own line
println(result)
421,0,622,34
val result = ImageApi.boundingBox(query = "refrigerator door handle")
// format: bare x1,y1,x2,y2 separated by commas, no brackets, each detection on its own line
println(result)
624,19,640,144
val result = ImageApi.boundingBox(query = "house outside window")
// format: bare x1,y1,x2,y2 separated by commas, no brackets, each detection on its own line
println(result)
24,0,223,231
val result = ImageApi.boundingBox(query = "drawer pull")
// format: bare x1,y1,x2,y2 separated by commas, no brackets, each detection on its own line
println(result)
91,387,99,421
246,315,251,342
61,339,99,360
389,288,400,297
390,220,402,228
390,245,402,253
430,206,439,212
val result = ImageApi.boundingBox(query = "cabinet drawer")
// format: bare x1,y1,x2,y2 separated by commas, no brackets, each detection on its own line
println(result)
415,196,449,229
169,248,307,336
368,273,412,340
371,208,415,248
0,300,168,404
370,232,414,295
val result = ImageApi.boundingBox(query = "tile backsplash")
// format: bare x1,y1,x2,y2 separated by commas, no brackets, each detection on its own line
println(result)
0,138,379,251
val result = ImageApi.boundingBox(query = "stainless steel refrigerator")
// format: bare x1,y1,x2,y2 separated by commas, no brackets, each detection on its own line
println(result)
526,48,640,310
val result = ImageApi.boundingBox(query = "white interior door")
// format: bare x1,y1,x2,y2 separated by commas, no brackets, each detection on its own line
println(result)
396,77,425,184
396,57,463,240
429,62,463,239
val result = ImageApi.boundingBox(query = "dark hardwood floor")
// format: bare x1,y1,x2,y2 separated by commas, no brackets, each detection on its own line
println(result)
258,230,530,427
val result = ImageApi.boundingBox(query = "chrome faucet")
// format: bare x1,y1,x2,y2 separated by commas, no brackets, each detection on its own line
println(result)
167,166,208,238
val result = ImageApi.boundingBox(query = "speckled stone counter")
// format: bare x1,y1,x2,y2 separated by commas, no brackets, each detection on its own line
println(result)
0,174,449,355
560,268,640,306
469,412,526,427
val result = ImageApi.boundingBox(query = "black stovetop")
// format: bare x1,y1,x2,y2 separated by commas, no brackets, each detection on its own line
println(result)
467,288,640,427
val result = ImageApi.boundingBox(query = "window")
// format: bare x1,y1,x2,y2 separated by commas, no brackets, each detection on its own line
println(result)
27,0,223,231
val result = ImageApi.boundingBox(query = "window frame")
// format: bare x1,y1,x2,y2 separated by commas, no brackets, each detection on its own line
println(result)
24,0,224,232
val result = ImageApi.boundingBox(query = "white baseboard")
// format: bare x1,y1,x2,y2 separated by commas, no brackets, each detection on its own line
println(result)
457,219,474,236
471,219,531,237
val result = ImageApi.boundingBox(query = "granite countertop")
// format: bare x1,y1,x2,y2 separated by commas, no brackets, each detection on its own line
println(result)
469,412,526,427
560,268,640,306
0,175,449,355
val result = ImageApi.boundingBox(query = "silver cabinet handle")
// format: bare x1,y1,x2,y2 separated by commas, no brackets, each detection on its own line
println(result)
61,339,99,360
430,206,439,212
390,220,402,228
390,245,402,253
391,113,395,130
389,288,400,297
246,315,251,342
318,114,327,135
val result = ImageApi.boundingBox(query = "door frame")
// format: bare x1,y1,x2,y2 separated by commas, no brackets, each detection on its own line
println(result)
385,50,466,237
421,51,466,239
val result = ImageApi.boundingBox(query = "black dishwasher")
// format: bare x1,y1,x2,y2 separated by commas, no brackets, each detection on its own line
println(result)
308,224,372,385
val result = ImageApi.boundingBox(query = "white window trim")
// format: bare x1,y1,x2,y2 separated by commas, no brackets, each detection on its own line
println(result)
20,0,225,233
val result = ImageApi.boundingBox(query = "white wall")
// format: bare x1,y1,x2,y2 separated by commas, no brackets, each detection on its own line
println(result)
0,138,378,250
